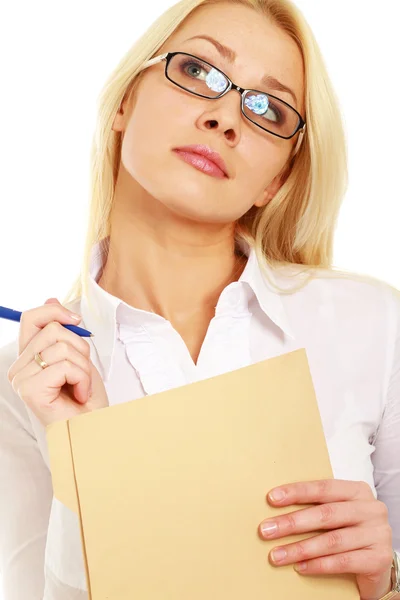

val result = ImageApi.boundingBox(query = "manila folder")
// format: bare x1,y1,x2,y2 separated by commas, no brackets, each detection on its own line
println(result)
46,347,359,599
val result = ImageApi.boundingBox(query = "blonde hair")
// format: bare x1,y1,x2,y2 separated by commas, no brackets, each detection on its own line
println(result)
62,0,392,309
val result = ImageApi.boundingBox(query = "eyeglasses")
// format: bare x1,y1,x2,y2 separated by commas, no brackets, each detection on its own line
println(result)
138,51,306,144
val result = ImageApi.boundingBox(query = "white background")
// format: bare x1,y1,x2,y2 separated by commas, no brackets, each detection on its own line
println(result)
0,0,399,596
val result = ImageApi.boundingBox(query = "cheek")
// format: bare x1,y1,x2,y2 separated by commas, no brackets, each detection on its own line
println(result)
120,91,191,182
236,142,287,197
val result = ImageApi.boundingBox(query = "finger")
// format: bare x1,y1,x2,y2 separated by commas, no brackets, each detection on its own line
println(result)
269,524,392,567
9,320,91,382
259,500,387,539
17,301,82,355
16,359,91,408
291,547,393,577
268,479,374,506
11,342,92,403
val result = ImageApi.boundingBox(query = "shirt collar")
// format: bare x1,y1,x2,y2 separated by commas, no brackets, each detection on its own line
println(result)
80,236,295,382
235,238,295,340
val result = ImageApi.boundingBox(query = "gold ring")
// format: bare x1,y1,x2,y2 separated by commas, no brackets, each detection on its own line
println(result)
34,352,48,370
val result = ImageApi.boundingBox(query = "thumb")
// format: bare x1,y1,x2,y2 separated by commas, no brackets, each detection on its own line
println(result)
44,298,62,305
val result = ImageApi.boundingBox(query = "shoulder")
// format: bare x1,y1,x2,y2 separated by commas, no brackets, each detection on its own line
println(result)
275,263,399,315
270,265,400,355
308,269,400,324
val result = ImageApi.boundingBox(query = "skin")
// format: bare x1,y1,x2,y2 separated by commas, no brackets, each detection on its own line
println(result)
98,2,305,365
7,4,395,597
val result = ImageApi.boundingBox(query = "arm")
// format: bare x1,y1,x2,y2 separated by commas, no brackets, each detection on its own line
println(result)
0,340,53,600
371,286,400,554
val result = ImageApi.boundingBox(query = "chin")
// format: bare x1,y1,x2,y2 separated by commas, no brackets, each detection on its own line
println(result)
158,191,230,224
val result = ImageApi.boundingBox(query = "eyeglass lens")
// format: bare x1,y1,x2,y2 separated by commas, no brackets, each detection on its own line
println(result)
167,53,301,138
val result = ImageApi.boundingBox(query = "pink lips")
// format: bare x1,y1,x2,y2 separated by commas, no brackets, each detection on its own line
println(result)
173,144,229,179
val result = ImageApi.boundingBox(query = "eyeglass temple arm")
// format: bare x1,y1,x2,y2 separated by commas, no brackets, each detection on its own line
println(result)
138,53,168,72
292,123,306,157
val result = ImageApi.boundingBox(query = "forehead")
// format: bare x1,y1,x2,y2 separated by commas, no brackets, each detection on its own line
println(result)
164,3,305,112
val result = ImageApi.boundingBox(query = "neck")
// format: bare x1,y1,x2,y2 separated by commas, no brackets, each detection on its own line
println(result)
97,168,248,326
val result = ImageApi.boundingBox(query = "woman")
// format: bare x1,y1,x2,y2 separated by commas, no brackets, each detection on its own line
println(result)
1,0,399,598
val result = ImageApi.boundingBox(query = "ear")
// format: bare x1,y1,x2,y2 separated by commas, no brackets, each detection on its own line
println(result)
253,171,285,208
112,94,132,133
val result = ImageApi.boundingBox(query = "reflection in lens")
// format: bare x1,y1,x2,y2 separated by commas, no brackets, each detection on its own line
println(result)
206,68,228,93
244,90,292,134
244,93,269,115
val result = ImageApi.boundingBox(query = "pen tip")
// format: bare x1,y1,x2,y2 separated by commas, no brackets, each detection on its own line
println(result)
90,333,95,337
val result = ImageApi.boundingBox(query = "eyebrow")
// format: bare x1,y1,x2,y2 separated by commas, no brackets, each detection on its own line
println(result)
185,34,298,106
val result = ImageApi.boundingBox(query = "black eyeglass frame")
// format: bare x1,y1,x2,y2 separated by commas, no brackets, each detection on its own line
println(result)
139,51,306,143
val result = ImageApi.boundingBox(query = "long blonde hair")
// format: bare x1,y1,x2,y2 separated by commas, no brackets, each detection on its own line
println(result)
62,0,388,308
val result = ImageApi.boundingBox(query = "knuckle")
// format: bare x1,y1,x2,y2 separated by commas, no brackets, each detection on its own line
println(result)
17,380,30,403
58,341,70,355
296,482,307,497
370,550,393,574
317,479,331,496
47,320,62,337
19,310,31,328
373,524,390,545
294,541,308,559
358,480,373,497
319,503,335,524
7,364,15,383
81,361,90,377
382,549,394,569
10,373,19,394
338,553,351,569
82,341,91,358
284,513,297,532
326,530,343,550
15,378,23,397
376,500,389,518
382,524,393,544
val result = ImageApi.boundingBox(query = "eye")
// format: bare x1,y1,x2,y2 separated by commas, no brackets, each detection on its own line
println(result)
179,59,229,94
181,60,209,81
245,93,284,124
263,103,282,123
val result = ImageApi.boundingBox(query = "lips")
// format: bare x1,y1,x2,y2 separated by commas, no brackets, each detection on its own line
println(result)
173,144,229,178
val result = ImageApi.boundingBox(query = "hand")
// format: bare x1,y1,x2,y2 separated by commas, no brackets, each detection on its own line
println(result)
258,479,394,600
7,298,109,427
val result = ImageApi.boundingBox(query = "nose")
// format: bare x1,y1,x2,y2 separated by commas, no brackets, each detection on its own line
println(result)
196,89,243,145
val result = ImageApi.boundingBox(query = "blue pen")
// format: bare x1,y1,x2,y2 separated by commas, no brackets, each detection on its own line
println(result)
0,306,94,338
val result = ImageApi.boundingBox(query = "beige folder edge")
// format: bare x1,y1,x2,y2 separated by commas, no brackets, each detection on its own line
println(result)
46,348,359,599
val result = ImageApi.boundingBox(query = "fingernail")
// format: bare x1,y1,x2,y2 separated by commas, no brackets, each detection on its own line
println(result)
294,562,307,572
69,313,81,321
271,547,287,562
260,521,278,537
269,489,286,502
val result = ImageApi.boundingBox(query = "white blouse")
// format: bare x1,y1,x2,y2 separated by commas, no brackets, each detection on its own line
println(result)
1,236,399,599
